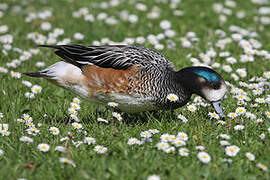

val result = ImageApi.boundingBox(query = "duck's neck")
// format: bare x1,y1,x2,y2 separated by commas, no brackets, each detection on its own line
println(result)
174,68,203,96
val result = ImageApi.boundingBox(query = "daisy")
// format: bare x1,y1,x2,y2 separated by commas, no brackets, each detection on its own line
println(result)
73,32,84,40
70,114,79,122
225,145,240,157
49,127,60,135
68,107,77,115
167,93,179,102
191,144,203,151
140,131,152,138
259,133,265,140
84,137,96,145
255,98,265,103
59,157,73,165
245,112,256,119
19,136,33,143
10,71,21,78
127,137,139,145
172,139,186,147
160,134,170,142
235,107,246,115
72,122,83,129
164,146,175,153
25,92,35,99
156,142,169,150
197,152,211,163
147,175,160,180
227,112,238,118
31,85,42,94
256,163,268,171
38,143,50,152
73,97,81,104
149,129,159,134
40,22,51,31
179,148,189,156
245,152,255,161
187,104,197,112
107,102,118,108
177,132,188,141
234,125,244,131
265,111,270,118
70,102,80,110
222,65,232,73
23,114,32,122
55,146,66,152
220,140,231,146
1,130,10,136
208,112,220,119
94,145,107,154
177,114,188,123
22,80,32,87
0,149,3,156
218,134,230,139
97,117,108,124
160,20,171,30
112,112,122,121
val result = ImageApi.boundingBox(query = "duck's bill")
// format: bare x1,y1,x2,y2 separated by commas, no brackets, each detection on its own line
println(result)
212,100,225,120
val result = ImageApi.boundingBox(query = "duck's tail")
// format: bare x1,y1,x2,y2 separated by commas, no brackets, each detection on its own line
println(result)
24,71,52,78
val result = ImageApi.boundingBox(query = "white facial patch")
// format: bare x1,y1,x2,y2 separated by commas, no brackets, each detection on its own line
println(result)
201,82,227,102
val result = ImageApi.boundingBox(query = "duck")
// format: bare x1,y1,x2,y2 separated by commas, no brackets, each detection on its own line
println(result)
25,45,227,119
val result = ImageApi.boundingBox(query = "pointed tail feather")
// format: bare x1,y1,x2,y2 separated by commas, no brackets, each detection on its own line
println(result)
24,71,52,78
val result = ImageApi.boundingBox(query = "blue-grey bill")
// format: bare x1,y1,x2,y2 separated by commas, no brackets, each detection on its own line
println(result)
212,100,225,120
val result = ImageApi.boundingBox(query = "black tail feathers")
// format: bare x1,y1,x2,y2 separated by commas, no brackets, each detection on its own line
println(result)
24,72,52,78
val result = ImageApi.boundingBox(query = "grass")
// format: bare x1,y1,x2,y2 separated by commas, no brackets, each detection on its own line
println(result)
0,0,270,179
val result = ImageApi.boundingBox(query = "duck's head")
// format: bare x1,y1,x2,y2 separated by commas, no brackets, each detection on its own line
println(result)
177,66,227,119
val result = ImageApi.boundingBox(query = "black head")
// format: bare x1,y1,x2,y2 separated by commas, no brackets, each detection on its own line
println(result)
177,66,227,119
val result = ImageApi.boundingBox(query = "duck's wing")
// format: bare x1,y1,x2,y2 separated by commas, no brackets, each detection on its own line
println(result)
38,45,176,71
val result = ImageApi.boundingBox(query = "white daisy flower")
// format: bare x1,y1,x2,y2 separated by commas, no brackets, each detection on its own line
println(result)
220,140,231,146
127,137,139,145
156,142,169,150
31,85,42,94
256,163,268,171
19,136,33,143
70,114,79,122
97,117,109,124
179,148,189,156
177,114,188,123
72,97,81,104
37,143,50,152
59,157,73,164
70,102,80,110
167,93,179,102
94,145,107,154
164,146,175,153
84,137,96,145
73,32,84,40
140,130,152,138
10,71,21,78
147,175,160,180
234,125,244,131
187,104,197,112
107,102,118,108
160,134,170,142
72,122,83,129
225,145,240,157
197,152,211,163
172,139,186,147
55,146,66,152
40,22,51,31
112,112,122,121
49,127,60,135
245,152,255,161
160,20,171,30
177,132,189,141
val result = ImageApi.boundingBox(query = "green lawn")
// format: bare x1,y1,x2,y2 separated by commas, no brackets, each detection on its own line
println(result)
0,0,270,179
